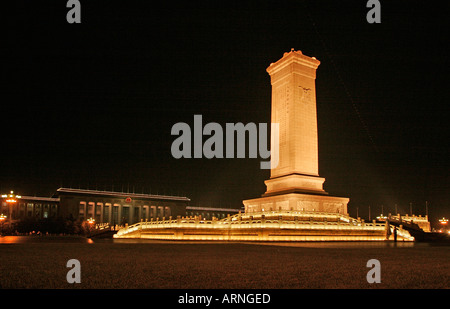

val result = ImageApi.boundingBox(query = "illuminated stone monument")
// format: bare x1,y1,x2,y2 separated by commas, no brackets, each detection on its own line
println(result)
243,49,349,214
114,49,414,242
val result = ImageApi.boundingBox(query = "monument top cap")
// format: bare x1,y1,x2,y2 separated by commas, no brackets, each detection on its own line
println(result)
267,49,320,75
284,48,302,57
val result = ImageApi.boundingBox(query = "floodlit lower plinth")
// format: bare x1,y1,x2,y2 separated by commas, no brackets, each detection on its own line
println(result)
114,211,414,241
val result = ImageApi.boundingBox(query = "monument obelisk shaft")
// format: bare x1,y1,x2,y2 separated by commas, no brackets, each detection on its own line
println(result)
268,49,320,178
263,49,326,196
243,50,349,214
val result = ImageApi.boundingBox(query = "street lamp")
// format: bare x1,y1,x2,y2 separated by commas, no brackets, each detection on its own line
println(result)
1,191,21,229
87,217,95,237
439,217,448,232
376,214,387,221
0,214,7,235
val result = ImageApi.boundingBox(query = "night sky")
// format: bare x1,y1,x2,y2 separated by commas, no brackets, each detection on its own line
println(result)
2,1,449,226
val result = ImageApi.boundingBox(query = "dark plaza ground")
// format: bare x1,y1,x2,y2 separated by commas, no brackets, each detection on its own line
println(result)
0,237,448,289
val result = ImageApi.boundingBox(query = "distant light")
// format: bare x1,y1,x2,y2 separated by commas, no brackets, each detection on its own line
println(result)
2,191,21,200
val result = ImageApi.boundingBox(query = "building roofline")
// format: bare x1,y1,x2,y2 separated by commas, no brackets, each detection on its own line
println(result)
55,188,190,202
18,196,60,202
186,206,241,212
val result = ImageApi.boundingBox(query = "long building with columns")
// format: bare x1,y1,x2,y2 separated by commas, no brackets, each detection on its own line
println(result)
56,188,190,225
1,188,240,227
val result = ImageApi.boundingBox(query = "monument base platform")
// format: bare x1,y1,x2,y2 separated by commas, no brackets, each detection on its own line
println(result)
243,192,349,215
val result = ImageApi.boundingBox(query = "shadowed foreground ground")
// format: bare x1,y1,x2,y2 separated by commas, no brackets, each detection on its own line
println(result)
0,239,448,289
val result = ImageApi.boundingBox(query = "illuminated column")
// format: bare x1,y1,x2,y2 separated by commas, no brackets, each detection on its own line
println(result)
263,49,326,196
98,203,103,223
88,202,95,219
79,202,86,220
165,207,171,219
104,203,110,224
142,206,148,221
113,203,120,226
109,204,113,224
